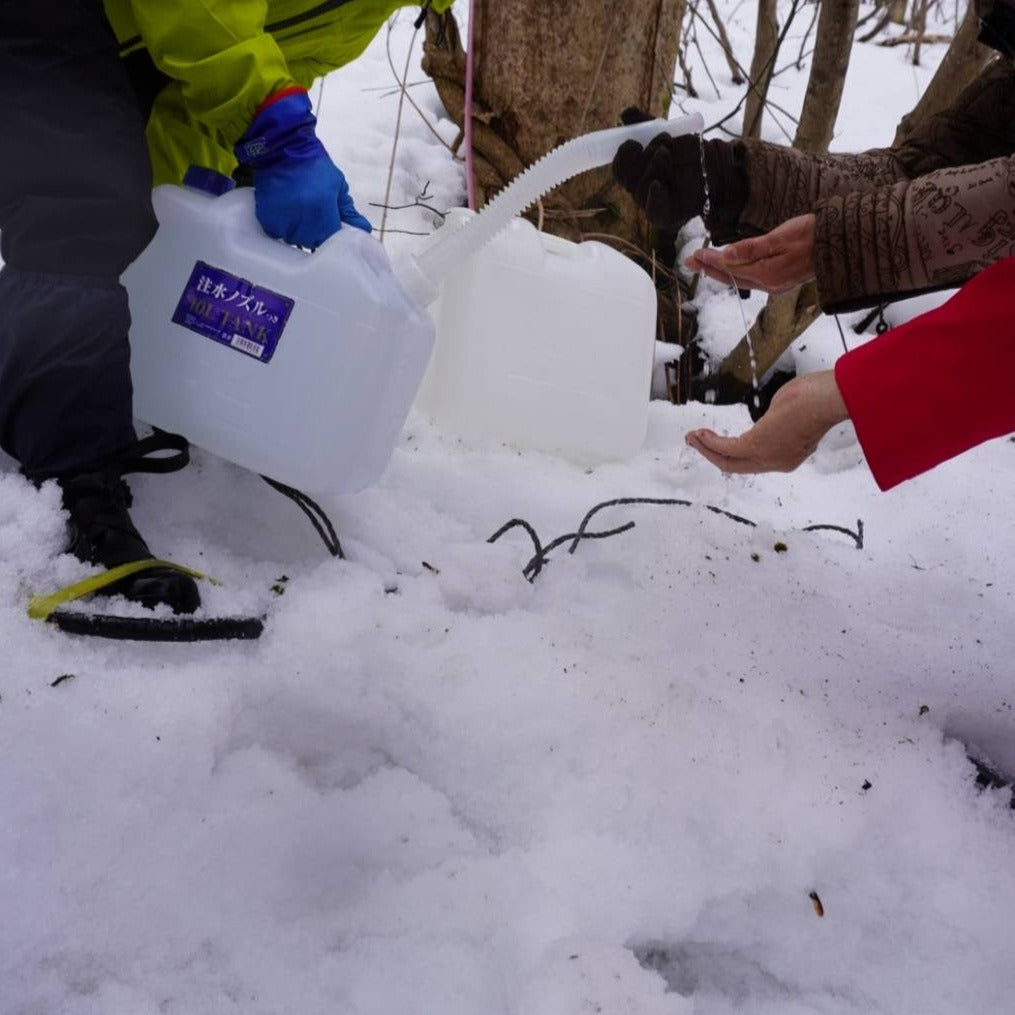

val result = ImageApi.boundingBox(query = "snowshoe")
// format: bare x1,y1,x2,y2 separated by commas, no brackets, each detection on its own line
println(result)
28,432,264,641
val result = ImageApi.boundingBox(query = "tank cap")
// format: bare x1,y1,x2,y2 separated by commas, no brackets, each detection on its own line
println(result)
183,165,237,196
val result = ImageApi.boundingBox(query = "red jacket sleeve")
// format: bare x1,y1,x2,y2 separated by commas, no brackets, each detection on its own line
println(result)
834,255,1015,491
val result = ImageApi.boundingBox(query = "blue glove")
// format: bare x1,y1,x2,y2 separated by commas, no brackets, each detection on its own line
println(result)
235,88,372,248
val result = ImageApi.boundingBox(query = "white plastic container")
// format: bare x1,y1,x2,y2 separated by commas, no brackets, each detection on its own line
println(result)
123,184,434,494
123,116,703,492
413,208,659,463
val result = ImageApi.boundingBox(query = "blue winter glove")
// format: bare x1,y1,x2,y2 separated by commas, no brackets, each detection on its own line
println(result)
235,88,372,248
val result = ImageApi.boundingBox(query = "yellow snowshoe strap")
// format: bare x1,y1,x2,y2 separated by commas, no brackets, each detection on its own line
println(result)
27,558,214,622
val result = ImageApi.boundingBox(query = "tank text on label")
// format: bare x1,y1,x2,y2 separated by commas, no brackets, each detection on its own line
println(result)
170,260,295,363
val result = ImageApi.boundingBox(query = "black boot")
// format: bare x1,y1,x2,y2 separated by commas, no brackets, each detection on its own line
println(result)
57,467,200,615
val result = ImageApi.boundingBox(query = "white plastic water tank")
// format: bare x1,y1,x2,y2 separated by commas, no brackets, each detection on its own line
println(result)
414,208,658,464
123,184,434,494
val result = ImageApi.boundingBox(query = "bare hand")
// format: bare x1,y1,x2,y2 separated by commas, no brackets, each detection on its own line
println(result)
685,371,849,474
685,213,817,294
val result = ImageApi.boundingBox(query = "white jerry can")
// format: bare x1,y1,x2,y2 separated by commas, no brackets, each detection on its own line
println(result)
123,183,435,495
413,207,658,464
124,117,700,491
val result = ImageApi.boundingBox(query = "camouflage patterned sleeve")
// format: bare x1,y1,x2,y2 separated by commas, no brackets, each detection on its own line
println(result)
814,153,1015,313
735,58,1015,310
737,59,1015,236
891,58,1015,178
736,141,909,237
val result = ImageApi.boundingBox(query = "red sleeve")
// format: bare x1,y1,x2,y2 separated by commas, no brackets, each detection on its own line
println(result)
834,255,1015,491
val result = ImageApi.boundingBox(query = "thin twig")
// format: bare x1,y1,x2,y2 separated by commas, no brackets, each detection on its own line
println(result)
688,1,802,140
380,16,420,241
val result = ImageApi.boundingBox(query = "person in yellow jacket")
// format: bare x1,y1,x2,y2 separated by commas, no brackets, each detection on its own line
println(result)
107,0,453,240
0,0,452,617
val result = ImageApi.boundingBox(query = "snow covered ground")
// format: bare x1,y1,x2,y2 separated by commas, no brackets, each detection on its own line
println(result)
3,4,1014,1013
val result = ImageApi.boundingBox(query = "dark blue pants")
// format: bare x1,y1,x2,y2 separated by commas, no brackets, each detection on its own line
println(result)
0,0,157,477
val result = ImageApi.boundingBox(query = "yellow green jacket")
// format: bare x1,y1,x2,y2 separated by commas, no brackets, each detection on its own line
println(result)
102,0,454,184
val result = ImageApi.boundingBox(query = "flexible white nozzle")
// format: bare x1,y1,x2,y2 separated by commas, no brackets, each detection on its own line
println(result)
397,111,705,307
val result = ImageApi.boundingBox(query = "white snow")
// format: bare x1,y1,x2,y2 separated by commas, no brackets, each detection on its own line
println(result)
2,5,1014,1014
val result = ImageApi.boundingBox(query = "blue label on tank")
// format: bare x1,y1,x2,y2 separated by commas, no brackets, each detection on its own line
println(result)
171,260,294,363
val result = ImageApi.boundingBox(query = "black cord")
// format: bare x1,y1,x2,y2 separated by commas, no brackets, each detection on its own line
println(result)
489,496,864,581
803,520,864,545
261,476,344,558
833,314,850,354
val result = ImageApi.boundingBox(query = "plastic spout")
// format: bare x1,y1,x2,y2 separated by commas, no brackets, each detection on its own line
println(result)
396,111,705,307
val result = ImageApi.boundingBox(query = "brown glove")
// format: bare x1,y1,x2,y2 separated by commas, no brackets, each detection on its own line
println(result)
977,0,1015,56
612,115,749,242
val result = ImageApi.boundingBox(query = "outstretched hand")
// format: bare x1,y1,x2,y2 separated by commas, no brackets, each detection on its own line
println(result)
686,213,817,294
685,371,849,475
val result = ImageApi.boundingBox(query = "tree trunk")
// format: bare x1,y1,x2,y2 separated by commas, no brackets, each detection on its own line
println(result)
422,0,686,246
714,0,859,396
742,0,780,139
894,2,994,144
794,0,861,154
